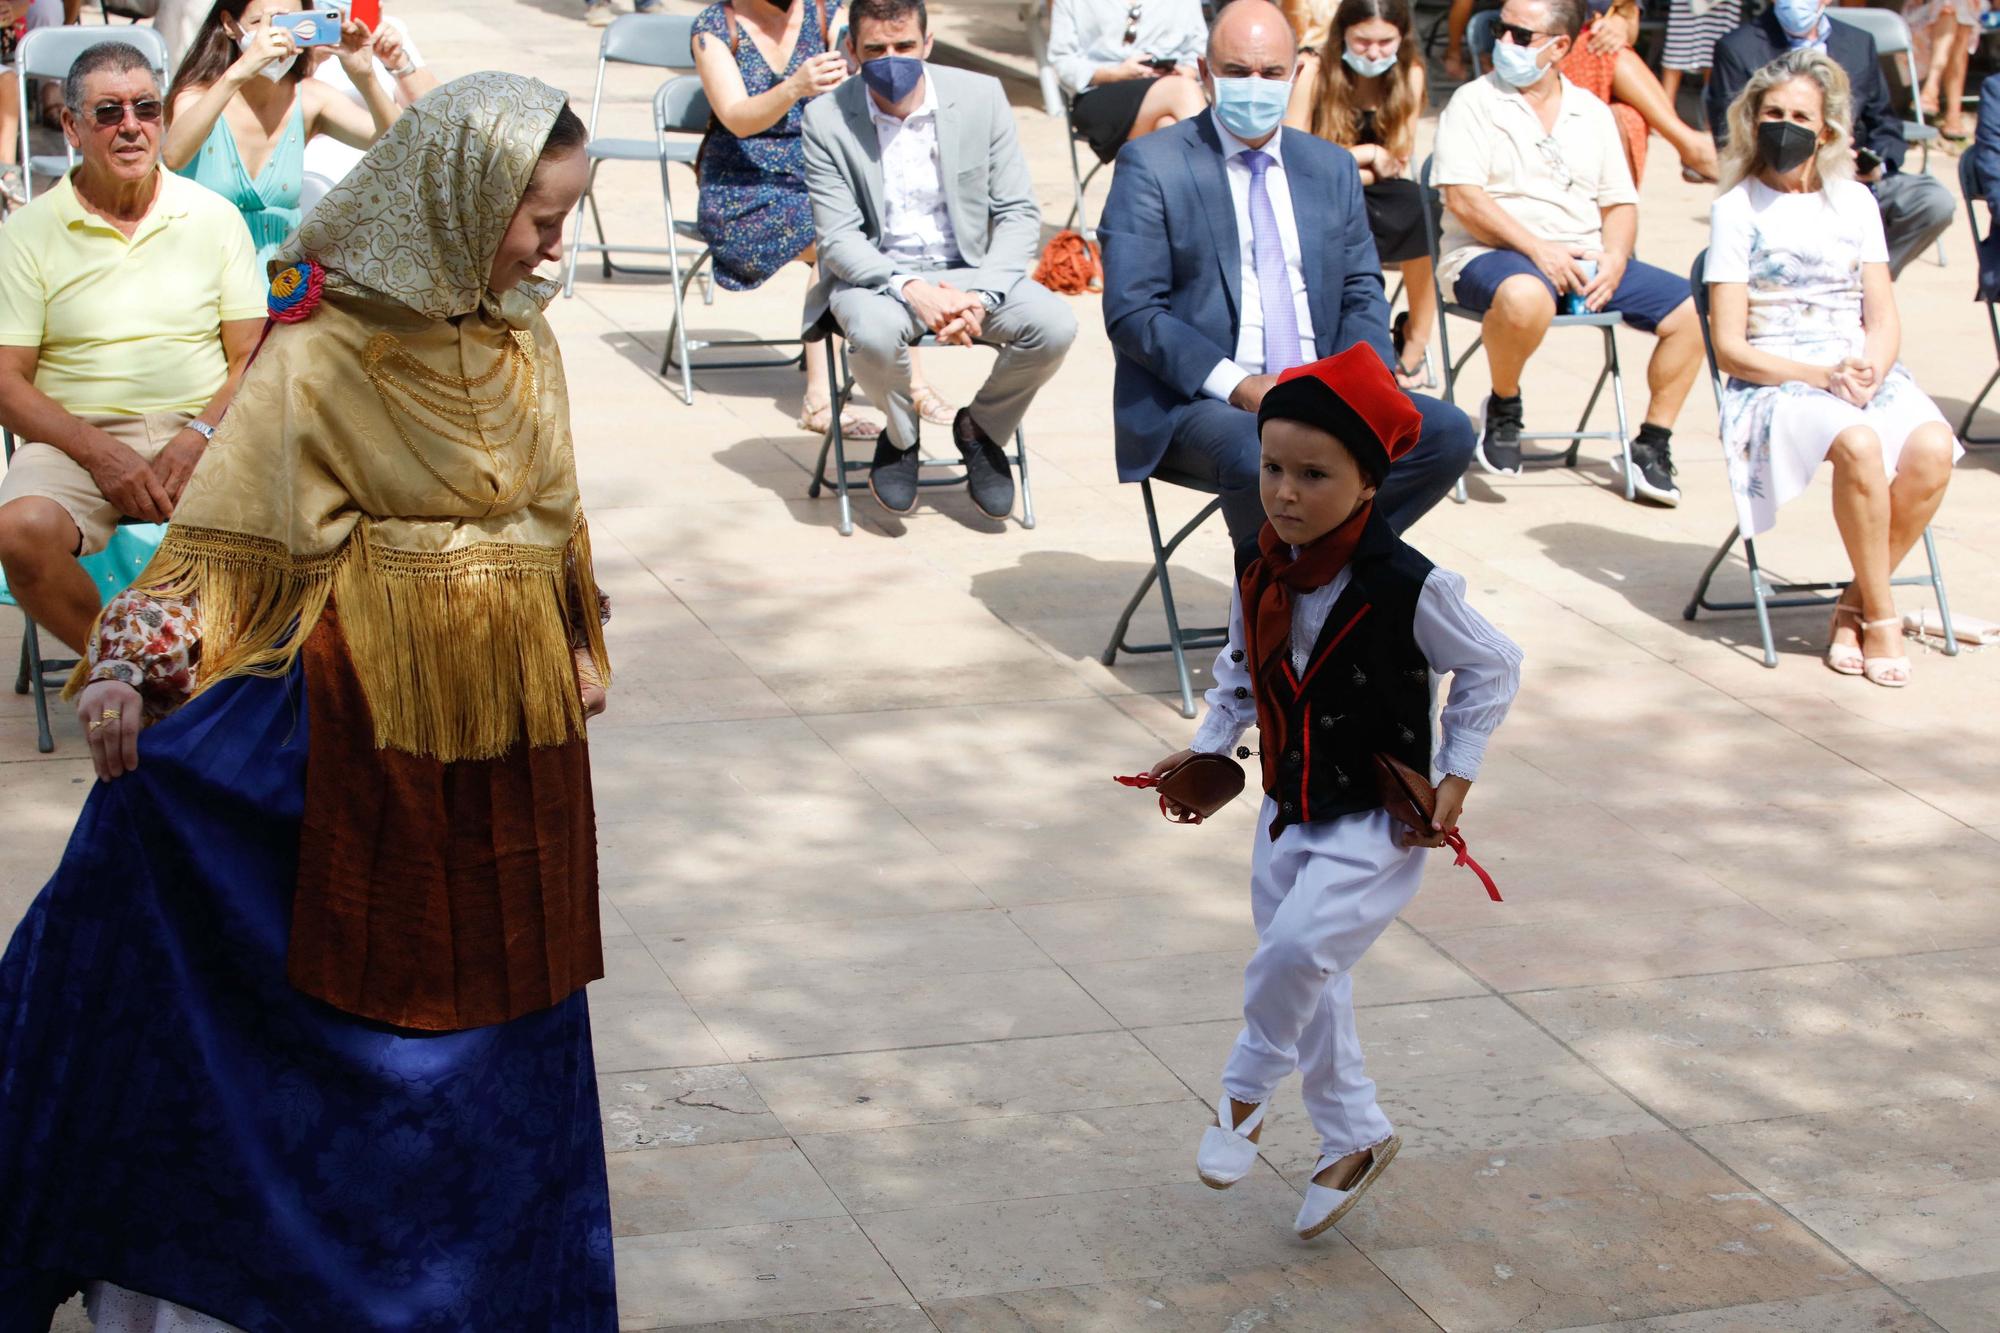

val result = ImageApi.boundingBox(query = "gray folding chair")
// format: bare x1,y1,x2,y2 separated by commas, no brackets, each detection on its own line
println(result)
1829,7,1945,266
1061,93,1108,242
653,77,804,406
17,24,170,201
561,13,702,296
1955,151,2000,446
1682,249,1955,666
1466,6,1497,74
1418,155,1636,503
806,326,1036,536
1100,474,1229,719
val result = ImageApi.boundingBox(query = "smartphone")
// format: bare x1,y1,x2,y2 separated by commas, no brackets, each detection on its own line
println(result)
1143,57,1178,72
1855,146,1882,174
273,10,344,47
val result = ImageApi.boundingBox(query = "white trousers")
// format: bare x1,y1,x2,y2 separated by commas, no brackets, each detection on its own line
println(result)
1220,800,1427,1159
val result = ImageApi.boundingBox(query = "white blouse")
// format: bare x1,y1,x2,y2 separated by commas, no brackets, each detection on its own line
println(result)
1191,564,1523,783
1047,0,1207,97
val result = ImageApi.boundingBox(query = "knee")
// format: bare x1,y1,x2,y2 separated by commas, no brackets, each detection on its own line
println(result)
1898,423,1956,487
1487,275,1555,329
0,498,77,575
1829,425,1885,475
1163,74,1207,117
837,307,907,362
1261,932,1327,981
1025,300,1078,355
1915,183,1957,231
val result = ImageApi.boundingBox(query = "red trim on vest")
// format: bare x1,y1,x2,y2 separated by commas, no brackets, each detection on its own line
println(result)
1299,604,1373,692
1300,704,1313,822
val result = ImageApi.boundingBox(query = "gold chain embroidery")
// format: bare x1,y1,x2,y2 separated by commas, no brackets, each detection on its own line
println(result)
363,329,544,515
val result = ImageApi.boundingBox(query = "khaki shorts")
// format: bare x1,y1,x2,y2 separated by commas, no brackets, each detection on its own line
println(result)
0,411,192,556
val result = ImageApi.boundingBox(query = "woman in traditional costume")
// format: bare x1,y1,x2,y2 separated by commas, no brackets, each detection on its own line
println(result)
0,72,617,1331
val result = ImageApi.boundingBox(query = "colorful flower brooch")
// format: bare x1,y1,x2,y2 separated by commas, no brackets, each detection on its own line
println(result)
268,259,326,324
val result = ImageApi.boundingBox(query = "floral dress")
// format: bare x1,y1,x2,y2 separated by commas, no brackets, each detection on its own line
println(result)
1706,177,1958,537
693,0,840,291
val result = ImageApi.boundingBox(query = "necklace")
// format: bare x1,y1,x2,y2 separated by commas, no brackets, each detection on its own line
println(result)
363,329,544,516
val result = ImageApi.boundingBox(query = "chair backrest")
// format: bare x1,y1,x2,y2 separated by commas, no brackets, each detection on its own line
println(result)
1467,8,1499,77
656,75,711,138
1687,248,1727,405
602,12,699,69
1828,8,1923,124
17,25,173,202
1417,154,1445,268
1960,149,1988,251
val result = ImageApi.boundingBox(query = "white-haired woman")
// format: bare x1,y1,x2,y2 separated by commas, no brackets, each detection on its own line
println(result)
1706,48,1958,688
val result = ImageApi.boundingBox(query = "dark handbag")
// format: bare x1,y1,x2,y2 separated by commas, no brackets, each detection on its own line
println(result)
1114,751,1246,824
1371,752,1503,901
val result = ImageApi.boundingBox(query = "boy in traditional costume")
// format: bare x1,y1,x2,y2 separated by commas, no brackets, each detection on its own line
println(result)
1148,344,1522,1239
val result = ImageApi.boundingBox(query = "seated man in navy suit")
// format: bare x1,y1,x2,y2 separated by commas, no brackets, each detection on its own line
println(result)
1100,0,1474,547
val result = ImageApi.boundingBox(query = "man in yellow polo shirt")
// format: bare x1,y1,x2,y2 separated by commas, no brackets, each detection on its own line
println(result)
0,41,264,654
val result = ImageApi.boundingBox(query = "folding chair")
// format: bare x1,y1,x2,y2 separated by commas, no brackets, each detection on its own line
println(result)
1024,0,1064,120
1,429,167,753
1828,7,1945,266
653,77,804,406
1955,151,2000,446
1465,6,1497,74
561,13,701,297
16,24,170,201
1682,249,1956,667
806,328,1036,536
1418,156,1637,501
1061,93,1108,242
1100,474,1229,719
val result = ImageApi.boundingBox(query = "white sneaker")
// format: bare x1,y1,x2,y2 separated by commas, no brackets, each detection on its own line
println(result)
1295,1136,1400,1239
1195,1094,1266,1189
584,1,617,27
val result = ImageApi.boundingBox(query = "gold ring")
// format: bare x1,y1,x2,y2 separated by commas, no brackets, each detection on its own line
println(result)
87,719,109,733
100,708,122,722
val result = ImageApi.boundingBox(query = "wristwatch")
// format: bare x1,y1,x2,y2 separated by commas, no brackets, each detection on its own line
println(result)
186,420,216,443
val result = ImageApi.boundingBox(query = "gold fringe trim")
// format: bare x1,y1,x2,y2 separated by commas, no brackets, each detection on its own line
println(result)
70,513,615,766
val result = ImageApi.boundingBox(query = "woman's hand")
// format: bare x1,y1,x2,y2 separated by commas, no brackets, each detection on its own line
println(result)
1828,357,1880,407
1586,18,1629,54
575,648,608,720
1401,775,1471,848
1103,57,1163,83
230,22,297,81
1149,747,1195,821
785,50,849,103
77,679,143,782
336,18,377,77
371,23,408,72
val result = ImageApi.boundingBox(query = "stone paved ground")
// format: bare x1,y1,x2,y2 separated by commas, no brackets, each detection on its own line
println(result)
13,1,2000,1328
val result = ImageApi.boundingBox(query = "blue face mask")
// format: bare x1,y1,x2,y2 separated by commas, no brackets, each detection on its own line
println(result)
1212,75,1293,140
1773,0,1823,37
1489,36,1549,88
861,54,924,104
1342,48,1399,79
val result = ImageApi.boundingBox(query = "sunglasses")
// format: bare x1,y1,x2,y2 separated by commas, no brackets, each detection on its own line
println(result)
1122,2,1143,46
1496,21,1550,46
85,98,163,128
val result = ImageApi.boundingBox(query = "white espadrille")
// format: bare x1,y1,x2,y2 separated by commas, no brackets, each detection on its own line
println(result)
1295,1135,1400,1239
1195,1094,1266,1189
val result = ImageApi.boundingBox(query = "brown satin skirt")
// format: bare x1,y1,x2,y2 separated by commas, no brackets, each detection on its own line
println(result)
286,601,604,1032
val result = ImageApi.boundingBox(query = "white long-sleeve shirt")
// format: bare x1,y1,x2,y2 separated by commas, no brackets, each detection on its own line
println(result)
1191,565,1523,783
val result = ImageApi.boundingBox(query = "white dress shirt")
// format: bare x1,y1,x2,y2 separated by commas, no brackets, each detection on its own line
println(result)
1199,120,1320,404
1191,564,1524,783
865,77,963,296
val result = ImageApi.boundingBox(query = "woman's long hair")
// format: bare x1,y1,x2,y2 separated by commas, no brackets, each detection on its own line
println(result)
1717,48,1855,194
1308,0,1419,154
165,0,308,119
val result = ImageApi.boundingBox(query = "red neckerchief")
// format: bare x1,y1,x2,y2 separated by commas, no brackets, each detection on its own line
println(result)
1239,502,1373,685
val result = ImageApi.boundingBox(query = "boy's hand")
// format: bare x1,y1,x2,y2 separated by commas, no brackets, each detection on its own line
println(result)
1150,748,1196,821
1401,775,1471,848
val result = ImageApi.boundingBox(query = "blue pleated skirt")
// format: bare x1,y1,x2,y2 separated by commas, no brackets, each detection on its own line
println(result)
0,671,616,1332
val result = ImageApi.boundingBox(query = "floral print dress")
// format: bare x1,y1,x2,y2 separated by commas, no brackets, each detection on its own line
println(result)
1705,177,1958,537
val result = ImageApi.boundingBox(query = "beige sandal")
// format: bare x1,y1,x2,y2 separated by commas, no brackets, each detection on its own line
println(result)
910,384,957,427
1860,616,1910,689
1826,599,1864,676
797,398,882,439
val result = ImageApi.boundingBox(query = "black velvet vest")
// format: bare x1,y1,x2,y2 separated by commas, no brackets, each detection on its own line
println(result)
1234,513,1435,838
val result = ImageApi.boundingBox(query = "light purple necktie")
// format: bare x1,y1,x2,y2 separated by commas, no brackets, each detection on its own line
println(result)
1241,149,1303,374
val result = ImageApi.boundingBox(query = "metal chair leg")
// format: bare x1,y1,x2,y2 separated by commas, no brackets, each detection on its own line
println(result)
1961,302,2000,446
21,616,52,753
1606,328,1634,500
808,340,855,535
1682,526,1738,624
1100,485,1226,719
1743,537,1780,669
1922,526,1959,657
1013,428,1036,529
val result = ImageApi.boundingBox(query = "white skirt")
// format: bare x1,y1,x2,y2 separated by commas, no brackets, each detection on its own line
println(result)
1718,363,1958,537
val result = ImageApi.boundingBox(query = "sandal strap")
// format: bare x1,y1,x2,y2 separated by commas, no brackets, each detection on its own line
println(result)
1215,1093,1265,1139
1861,616,1903,630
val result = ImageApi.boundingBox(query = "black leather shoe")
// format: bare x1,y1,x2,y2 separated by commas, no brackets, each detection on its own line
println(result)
868,437,920,514
952,409,1014,519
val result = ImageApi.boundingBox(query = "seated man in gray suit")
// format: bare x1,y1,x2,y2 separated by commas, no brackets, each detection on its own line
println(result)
802,0,1077,518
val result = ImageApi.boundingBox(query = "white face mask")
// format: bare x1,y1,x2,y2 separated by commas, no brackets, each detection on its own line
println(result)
237,31,299,82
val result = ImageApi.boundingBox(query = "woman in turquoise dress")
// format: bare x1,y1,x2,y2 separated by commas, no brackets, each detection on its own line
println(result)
163,0,401,265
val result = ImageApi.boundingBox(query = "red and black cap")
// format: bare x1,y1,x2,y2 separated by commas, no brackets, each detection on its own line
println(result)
1256,344,1423,482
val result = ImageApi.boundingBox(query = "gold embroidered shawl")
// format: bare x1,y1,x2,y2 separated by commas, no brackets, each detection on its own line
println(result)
90,73,609,762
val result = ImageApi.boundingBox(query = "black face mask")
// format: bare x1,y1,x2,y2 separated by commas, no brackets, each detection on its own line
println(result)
1757,119,1820,174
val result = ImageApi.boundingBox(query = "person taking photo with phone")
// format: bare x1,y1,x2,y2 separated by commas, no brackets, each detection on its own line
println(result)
163,0,401,266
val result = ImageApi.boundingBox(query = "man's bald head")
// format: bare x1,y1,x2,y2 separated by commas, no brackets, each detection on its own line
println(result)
1206,0,1298,75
